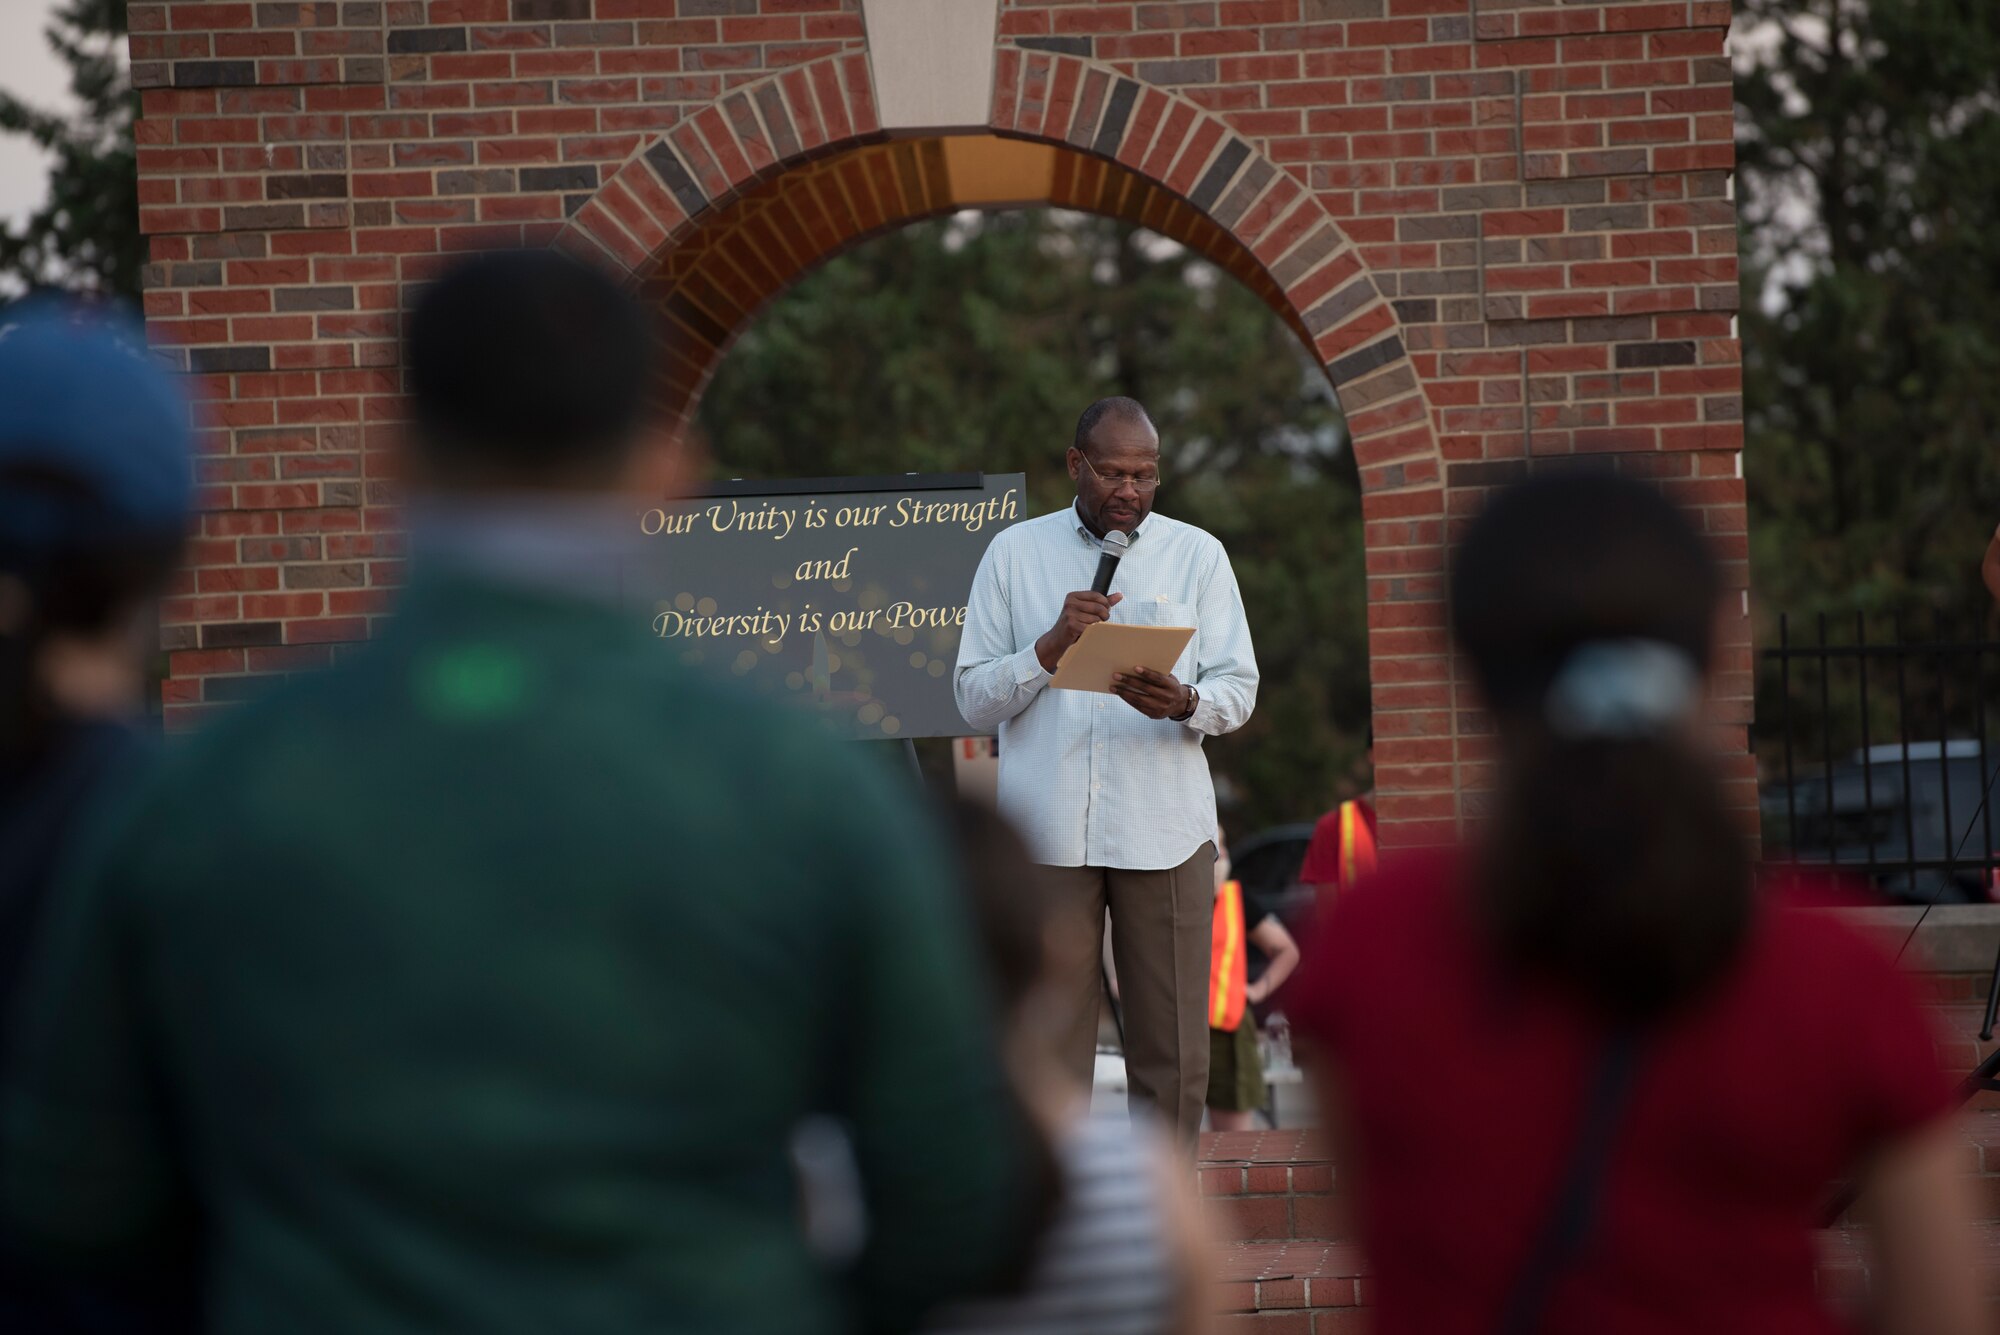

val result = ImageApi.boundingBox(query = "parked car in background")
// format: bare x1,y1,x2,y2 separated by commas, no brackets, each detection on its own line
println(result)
1761,741,2000,905
1230,822,1315,928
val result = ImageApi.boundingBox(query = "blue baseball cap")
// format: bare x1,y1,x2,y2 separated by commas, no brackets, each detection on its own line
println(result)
0,297,193,555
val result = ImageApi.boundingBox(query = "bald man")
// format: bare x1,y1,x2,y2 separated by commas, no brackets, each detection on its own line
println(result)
955,396,1260,1145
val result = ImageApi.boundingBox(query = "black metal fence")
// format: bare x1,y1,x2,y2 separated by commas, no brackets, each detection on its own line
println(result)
1760,611,2000,906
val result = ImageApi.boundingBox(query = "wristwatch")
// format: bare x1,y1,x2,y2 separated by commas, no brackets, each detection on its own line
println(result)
1170,684,1198,722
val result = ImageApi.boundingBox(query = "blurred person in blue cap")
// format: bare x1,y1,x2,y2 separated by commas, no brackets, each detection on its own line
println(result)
0,298,199,1332
0,253,1039,1335
0,298,191,1000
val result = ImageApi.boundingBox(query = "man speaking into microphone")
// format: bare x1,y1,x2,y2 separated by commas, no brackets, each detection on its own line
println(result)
956,396,1258,1143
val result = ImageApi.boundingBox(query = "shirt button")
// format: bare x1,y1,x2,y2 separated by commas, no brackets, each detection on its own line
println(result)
1096,701,1104,710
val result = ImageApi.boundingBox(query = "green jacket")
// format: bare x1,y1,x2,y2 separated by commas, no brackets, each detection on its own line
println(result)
2,573,1031,1334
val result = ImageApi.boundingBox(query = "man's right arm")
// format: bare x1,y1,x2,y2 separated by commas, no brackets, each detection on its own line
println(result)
953,541,1051,732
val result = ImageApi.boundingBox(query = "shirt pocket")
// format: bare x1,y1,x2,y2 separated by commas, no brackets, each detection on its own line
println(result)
1126,596,1197,677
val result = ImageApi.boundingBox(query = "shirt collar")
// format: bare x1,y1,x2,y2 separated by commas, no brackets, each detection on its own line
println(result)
1071,499,1152,544
408,493,645,608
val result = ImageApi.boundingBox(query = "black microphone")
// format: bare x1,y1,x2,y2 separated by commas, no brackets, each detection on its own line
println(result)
1090,529,1131,596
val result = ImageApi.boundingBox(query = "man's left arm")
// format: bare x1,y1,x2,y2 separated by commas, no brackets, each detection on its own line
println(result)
1181,541,1259,736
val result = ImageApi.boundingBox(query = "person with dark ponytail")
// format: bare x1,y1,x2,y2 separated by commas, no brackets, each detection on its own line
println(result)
0,300,197,1331
1291,471,1979,1335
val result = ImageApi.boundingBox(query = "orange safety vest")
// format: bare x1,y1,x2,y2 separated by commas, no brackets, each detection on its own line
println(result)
1209,879,1247,1032
1338,799,1378,888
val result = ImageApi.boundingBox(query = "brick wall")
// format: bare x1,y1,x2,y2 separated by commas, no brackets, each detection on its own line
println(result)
131,0,1749,845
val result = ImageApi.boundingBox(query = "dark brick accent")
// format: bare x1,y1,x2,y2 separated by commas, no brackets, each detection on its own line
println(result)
267,174,348,200
1189,138,1250,214
645,142,709,219
1138,58,1217,86
225,204,306,231
1270,225,1340,288
511,0,591,18
1525,179,1606,207
1570,204,1649,232
168,261,226,287
1488,319,1570,346
1573,315,1654,342
520,164,598,192
753,82,800,161
1399,214,1478,241
386,27,467,54
190,346,272,374
174,61,257,87
1017,36,1092,57
1093,78,1140,158
1210,157,1275,230
1305,277,1378,337
1329,334,1406,384
275,286,356,312
1614,340,1698,368
1392,298,1437,324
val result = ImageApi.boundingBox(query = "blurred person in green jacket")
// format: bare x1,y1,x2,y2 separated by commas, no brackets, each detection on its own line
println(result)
0,251,1036,1335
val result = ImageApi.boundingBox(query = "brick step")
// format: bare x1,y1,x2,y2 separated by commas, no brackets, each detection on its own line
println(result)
1198,1109,2000,1244
1214,1223,2000,1330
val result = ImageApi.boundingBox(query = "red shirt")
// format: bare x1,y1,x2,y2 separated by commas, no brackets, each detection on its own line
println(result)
1298,797,1376,891
1292,849,1952,1335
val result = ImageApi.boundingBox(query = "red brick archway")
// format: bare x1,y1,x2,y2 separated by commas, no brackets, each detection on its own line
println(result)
545,49,1459,837
131,1,1751,844
554,50,1435,495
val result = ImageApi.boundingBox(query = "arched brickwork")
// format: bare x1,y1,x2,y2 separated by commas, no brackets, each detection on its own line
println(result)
129,0,1752,842
630,136,1321,415
551,51,1439,496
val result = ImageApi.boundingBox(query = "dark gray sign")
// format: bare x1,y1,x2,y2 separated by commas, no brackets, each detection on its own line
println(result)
628,473,1027,740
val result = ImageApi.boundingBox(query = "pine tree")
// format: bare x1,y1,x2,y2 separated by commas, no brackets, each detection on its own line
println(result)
0,0,139,300
1737,0,2000,617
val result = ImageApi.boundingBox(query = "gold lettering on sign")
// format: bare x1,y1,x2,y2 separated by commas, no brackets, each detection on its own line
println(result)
636,486,1017,668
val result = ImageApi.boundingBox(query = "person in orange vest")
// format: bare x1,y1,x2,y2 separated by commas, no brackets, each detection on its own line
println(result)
1299,724,1376,901
1205,826,1301,1133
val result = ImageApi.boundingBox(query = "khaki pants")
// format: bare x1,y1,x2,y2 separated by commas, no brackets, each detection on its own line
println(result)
1042,842,1215,1147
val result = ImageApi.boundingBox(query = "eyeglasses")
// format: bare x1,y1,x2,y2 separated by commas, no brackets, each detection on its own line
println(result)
1079,454,1162,494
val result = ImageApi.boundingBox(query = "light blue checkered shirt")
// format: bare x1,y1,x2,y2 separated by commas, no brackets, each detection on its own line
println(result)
955,504,1259,870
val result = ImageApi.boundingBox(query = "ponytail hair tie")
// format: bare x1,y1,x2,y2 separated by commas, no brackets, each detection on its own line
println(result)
1545,640,1701,740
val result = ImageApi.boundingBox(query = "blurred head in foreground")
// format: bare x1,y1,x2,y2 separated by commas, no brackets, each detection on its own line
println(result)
0,299,198,1329
404,249,679,499
1451,470,1749,1023
0,299,191,762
